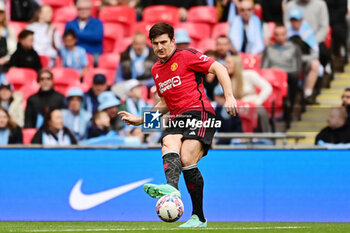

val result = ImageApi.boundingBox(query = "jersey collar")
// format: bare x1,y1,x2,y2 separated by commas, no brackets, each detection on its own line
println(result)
160,48,178,64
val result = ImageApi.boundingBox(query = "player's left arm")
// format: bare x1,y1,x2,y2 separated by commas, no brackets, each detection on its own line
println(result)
208,61,238,116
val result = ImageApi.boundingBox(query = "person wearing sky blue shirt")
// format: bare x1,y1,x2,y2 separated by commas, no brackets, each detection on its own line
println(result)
65,0,103,66
59,29,88,78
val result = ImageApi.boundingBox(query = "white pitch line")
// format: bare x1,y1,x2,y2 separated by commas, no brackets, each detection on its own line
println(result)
11,226,311,232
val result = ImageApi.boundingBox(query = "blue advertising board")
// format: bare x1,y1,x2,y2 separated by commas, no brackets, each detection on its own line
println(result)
0,148,349,222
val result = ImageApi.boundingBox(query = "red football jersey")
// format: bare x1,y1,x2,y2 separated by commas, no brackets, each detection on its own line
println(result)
152,48,216,118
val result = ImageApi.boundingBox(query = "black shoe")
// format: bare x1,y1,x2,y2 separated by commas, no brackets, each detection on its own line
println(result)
304,96,319,105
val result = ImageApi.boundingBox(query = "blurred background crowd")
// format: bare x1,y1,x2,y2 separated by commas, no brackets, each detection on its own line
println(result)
0,0,349,147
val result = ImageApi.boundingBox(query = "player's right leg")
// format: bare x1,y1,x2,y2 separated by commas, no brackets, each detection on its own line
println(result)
144,134,183,199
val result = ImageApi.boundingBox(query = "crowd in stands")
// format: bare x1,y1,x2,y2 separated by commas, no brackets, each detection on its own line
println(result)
0,0,350,147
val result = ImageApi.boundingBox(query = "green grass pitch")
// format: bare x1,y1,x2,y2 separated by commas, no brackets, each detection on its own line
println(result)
0,222,349,233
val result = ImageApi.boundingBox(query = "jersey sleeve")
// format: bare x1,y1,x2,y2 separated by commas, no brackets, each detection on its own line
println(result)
183,49,215,74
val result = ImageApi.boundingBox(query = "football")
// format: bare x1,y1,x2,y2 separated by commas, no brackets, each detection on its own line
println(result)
156,195,184,222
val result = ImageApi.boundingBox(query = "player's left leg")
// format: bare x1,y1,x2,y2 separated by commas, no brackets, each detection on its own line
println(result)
178,139,207,228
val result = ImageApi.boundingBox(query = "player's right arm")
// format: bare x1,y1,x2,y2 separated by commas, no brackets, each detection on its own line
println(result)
118,97,169,126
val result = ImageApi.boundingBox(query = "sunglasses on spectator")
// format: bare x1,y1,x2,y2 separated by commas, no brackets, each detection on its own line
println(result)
240,8,252,12
39,76,53,81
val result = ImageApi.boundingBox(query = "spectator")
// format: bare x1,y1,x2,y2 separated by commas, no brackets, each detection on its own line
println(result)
125,79,147,117
97,91,123,131
31,108,77,145
65,0,103,66
262,23,302,119
341,88,350,120
0,2,17,73
10,0,39,22
0,81,24,127
217,0,239,23
215,35,235,65
286,8,320,104
25,69,66,128
325,0,348,71
87,110,111,139
83,74,109,115
115,32,157,87
226,55,272,132
228,0,264,55
0,107,23,145
285,0,330,69
254,0,284,23
213,84,243,144
26,5,61,67
61,88,91,140
315,106,350,145
175,29,192,50
8,29,42,72
59,29,88,78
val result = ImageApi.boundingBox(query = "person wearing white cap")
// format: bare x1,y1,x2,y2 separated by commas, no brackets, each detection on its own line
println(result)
175,29,192,50
125,79,147,117
61,87,91,140
0,1,17,73
97,91,123,132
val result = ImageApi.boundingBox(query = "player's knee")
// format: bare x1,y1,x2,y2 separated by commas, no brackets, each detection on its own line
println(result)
180,154,196,167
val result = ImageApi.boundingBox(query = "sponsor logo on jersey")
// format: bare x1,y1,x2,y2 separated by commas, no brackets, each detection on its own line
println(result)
158,76,182,94
171,62,178,71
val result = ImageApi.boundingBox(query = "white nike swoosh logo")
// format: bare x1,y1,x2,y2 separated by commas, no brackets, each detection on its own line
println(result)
69,178,153,210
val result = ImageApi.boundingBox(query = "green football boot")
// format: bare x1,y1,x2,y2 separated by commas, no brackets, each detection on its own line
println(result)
143,183,181,199
179,215,207,228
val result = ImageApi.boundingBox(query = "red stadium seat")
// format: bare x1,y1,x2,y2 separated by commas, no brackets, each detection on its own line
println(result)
240,53,261,70
52,22,66,37
39,55,50,68
211,22,229,39
143,5,180,27
51,68,81,95
325,27,332,49
266,22,276,44
176,22,211,45
98,53,120,70
196,38,216,53
8,21,27,37
40,0,73,8
187,6,218,24
22,128,37,145
236,100,258,133
258,69,288,118
83,68,115,87
134,21,153,36
5,68,37,90
99,6,136,37
114,37,133,54
53,6,78,23
103,23,125,53
87,53,94,68
19,82,40,109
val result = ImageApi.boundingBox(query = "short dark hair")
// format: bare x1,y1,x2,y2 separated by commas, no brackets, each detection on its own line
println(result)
37,69,53,82
345,88,350,92
63,29,77,39
149,22,174,41
18,29,34,40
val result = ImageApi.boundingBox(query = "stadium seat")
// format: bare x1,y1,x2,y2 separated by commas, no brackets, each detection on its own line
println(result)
5,68,37,90
52,22,66,37
98,53,120,70
114,37,133,54
236,100,258,133
39,55,50,68
8,21,27,37
51,67,81,95
187,6,218,25
325,27,332,49
99,6,136,37
83,68,115,87
40,0,73,8
142,5,180,27
196,38,216,52
53,6,78,23
19,82,40,108
266,22,276,44
134,21,153,36
211,22,229,39
176,22,211,45
22,128,37,145
240,53,261,70
103,23,125,53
